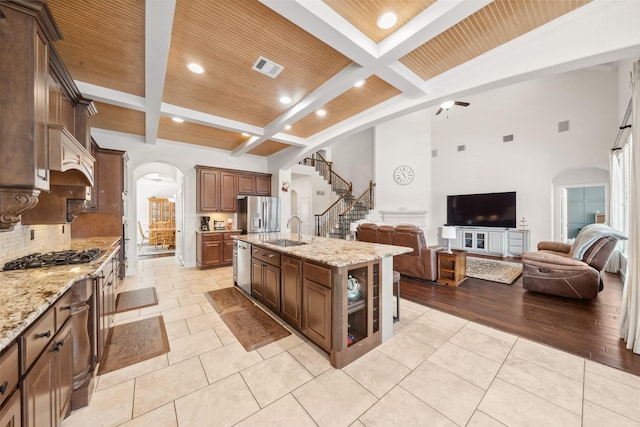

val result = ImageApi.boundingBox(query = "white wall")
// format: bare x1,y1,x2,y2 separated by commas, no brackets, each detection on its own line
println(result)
430,68,618,246
329,128,374,194
373,109,432,219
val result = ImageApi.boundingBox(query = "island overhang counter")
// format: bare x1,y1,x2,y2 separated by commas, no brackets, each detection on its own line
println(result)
234,233,412,368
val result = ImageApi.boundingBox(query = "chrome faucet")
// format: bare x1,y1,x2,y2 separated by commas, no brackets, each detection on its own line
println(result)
287,215,302,242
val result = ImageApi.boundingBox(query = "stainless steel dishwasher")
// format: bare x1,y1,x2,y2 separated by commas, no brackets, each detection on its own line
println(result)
236,240,252,295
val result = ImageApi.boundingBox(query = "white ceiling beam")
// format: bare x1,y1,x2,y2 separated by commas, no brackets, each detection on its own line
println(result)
75,81,146,111
144,0,176,145
161,103,263,136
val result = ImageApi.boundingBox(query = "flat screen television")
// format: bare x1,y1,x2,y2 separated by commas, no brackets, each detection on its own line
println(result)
447,191,516,228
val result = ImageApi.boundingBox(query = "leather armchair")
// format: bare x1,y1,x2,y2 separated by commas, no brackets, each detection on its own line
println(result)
522,233,620,299
356,223,444,281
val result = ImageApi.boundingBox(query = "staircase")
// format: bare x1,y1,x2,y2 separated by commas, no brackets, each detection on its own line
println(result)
299,153,375,239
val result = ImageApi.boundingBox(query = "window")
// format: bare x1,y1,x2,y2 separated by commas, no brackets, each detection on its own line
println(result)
621,136,633,254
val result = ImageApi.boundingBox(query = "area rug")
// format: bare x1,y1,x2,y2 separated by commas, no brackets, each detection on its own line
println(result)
205,287,254,313
205,288,291,351
115,288,158,313
220,304,291,351
98,315,170,375
466,257,523,285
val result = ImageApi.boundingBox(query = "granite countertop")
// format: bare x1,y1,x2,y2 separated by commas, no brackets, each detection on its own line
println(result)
235,233,413,267
0,236,121,353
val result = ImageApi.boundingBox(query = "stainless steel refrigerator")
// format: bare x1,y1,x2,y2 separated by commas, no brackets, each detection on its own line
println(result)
237,196,281,233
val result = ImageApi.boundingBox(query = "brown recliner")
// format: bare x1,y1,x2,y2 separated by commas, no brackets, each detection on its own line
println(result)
522,234,620,299
356,223,443,281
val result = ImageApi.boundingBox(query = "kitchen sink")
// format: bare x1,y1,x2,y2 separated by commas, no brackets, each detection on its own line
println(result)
268,239,306,247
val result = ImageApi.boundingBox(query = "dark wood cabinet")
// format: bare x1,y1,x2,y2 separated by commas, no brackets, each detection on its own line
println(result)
281,256,302,329
196,233,223,268
220,172,238,212
23,320,73,427
196,167,220,212
301,262,332,352
196,166,271,213
0,391,21,427
0,2,61,230
251,247,281,313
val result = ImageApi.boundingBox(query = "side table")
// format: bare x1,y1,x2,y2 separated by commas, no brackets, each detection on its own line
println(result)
436,250,467,286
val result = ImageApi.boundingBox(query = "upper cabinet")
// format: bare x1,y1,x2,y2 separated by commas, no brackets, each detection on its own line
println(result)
0,1,97,230
0,1,61,230
196,166,271,213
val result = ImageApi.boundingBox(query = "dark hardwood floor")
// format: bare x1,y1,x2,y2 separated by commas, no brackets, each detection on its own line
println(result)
400,258,640,376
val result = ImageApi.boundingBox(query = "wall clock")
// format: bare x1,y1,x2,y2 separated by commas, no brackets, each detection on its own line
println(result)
393,165,414,185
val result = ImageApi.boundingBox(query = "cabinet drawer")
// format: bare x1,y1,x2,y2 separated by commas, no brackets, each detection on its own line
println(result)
0,343,18,408
54,290,73,331
21,307,55,374
252,247,280,267
304,262,332,288
202,233,223,242
223,232,240,241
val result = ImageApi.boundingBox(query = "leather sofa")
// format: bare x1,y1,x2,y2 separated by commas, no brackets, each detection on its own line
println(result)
522,224,625,299
356,223,444,281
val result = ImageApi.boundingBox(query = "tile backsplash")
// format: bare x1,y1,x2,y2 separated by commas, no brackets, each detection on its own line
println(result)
0,224,70,266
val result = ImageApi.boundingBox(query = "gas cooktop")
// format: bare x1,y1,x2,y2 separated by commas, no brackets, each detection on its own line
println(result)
3,248,102,271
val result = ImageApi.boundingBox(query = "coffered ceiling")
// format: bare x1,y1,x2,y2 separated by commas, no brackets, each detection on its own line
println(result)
46,0,592,158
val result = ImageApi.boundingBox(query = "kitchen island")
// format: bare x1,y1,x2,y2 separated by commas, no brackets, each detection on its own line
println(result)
235,233,412,368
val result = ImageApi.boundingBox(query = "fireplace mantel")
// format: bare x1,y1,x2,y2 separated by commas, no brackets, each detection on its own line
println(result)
379,210,427,227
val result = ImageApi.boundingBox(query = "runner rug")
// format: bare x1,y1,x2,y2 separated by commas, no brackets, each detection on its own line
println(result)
206,287,291,351
115,287,158,313
98,315,170,375
466,257,523,285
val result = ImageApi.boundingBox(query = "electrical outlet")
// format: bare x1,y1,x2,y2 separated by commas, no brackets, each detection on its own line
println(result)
30,229,35,240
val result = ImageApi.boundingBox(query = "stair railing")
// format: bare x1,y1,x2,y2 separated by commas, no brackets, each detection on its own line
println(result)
340,181,376,215
334,181,376,239
314,193,352,237
300,152,352,195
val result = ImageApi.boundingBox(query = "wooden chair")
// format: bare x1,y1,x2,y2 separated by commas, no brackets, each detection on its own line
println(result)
137,221,149,250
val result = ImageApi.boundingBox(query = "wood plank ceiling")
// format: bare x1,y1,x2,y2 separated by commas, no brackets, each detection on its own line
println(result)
46,0,590,157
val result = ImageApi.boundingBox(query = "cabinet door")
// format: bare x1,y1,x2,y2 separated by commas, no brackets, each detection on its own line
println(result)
220,172,238,212
251,259,264,300
23,344,55,427
237,174,256,194
201,240,223,267
197,169,219,212
53,321,73,425
0,392,21,427
487,231,505,255
302,279,332,351
223,240,234,264
256,175,271,195
281,256,302,329
262,264,281,313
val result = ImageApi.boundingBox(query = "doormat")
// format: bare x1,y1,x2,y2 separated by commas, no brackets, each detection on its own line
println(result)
115,288,158,313
205,287,254,314
98,315,170,375
220,304,291,352
466,257,523,285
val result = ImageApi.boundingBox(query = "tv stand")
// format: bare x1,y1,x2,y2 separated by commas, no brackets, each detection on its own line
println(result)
438,226,529,258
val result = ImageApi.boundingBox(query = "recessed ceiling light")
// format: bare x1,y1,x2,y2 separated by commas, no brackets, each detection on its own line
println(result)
280,96,292,104
316,109,327,117
354,80,365,88
172,117,184,123
241,132,250,137
377,12,397,29
187,63,204,74
440,100,455,109
285,125,292,130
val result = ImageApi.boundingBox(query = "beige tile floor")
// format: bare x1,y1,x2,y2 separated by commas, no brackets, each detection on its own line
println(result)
62,257,640,427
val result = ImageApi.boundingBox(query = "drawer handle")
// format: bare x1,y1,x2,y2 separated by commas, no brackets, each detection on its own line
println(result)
37,330,51,339
53,341,64,352
61,305,72,311
0,381,7,395
268,254,275,258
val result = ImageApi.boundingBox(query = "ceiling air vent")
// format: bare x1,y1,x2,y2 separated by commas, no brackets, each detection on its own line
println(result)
252,56,284,78
558,120,570,132
503,134,514,143
457,144,466,152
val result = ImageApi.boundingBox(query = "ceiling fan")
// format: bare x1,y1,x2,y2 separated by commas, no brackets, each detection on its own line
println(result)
435,100,470,115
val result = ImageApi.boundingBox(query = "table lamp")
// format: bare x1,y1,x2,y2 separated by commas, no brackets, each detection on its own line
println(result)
442,226,457,253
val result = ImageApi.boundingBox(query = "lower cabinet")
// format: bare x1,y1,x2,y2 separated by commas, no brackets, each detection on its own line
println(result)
251,247,281,314
280,256,302,329
23,320,73,427
196,232,238,269
301,262,332,352
0,392,20,427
